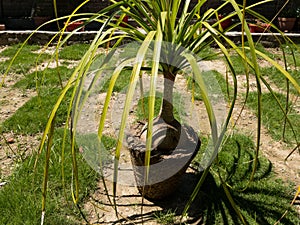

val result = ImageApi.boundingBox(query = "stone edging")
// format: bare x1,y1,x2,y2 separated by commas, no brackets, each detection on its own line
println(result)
1,30,300,46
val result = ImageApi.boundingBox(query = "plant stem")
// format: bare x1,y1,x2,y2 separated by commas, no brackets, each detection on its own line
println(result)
160,71,176,124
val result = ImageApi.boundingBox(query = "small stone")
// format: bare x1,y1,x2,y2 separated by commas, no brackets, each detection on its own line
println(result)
0,182,7,187
7,137,15,144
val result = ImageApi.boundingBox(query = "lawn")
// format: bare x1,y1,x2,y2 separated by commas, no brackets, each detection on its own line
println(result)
0,43,299,224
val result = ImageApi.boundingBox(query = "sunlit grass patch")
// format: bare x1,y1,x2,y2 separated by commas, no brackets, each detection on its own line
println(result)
186,70,231,101
100,69,132,92
1,88,72,134
75,133,116,171
154,209,176,225
59,43,90,60
14,66,74,89
0,44,50,74
261,66,300,95
228,55,253,75
0,44,41,57
191,133,298,224
228,43,279,76
136,93,162,120
280,44,300,67
0,128,103,225
197,45,221,61
247,92,300,143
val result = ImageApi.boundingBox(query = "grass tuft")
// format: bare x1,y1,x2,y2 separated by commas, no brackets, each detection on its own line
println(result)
247,92,300,143
1,88,72,134
59,44,90,60
0,44,50,74
14,66,74,90
0,129,100,225
190,133,299,224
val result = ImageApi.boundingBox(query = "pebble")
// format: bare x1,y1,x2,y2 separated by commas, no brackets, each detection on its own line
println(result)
7,137,15,144
0,182,7,187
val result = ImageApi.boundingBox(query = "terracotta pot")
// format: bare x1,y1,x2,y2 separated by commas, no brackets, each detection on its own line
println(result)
127,124,201,199
278,17,296,32
218,15,232,30
64,21,84,32
249,23,270,33
115,14,128,27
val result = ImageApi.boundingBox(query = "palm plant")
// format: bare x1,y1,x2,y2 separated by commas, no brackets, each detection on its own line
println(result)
4,0,300,224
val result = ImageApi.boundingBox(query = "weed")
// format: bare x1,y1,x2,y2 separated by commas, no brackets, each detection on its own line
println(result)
154,209,176,225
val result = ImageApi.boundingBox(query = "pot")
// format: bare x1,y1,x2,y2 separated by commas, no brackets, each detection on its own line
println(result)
127,124,201,199
278,17,296,32
64,21,84,32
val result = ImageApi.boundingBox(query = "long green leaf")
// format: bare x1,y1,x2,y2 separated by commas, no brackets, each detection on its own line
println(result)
144,12,165,185
183,53,218,142
113,31,156,200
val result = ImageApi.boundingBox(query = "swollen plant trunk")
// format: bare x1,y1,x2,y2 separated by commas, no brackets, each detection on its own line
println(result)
160,72,176,123
152,71,181,152
127,71,201,199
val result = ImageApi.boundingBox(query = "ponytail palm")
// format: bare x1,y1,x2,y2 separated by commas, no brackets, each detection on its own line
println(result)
15,0,299,223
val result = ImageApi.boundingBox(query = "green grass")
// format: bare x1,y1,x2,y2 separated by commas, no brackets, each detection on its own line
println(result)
154,209,176,225
247,92,300,143
0,128,102,225
228,55,253,75
187,69,231,101
251,42,279,60
189,133,299,224
75,133,117,172
59,43,90,60
0,44,50,74
228,42,279,76
0,43,115,223
280,44,300,67
1,47,75,134
197,45,221,61
1,88,72,134
13,66,74,89
261,66,300,95
100,68,132,92
136,93,163,120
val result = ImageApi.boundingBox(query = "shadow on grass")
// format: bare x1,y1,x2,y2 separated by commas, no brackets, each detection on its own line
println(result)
104,134,298,225
109,169,297,225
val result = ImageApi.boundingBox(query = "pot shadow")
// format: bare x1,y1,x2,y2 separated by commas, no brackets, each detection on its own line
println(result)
92,135,298,225
147,167,295,225
146,161,297,225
